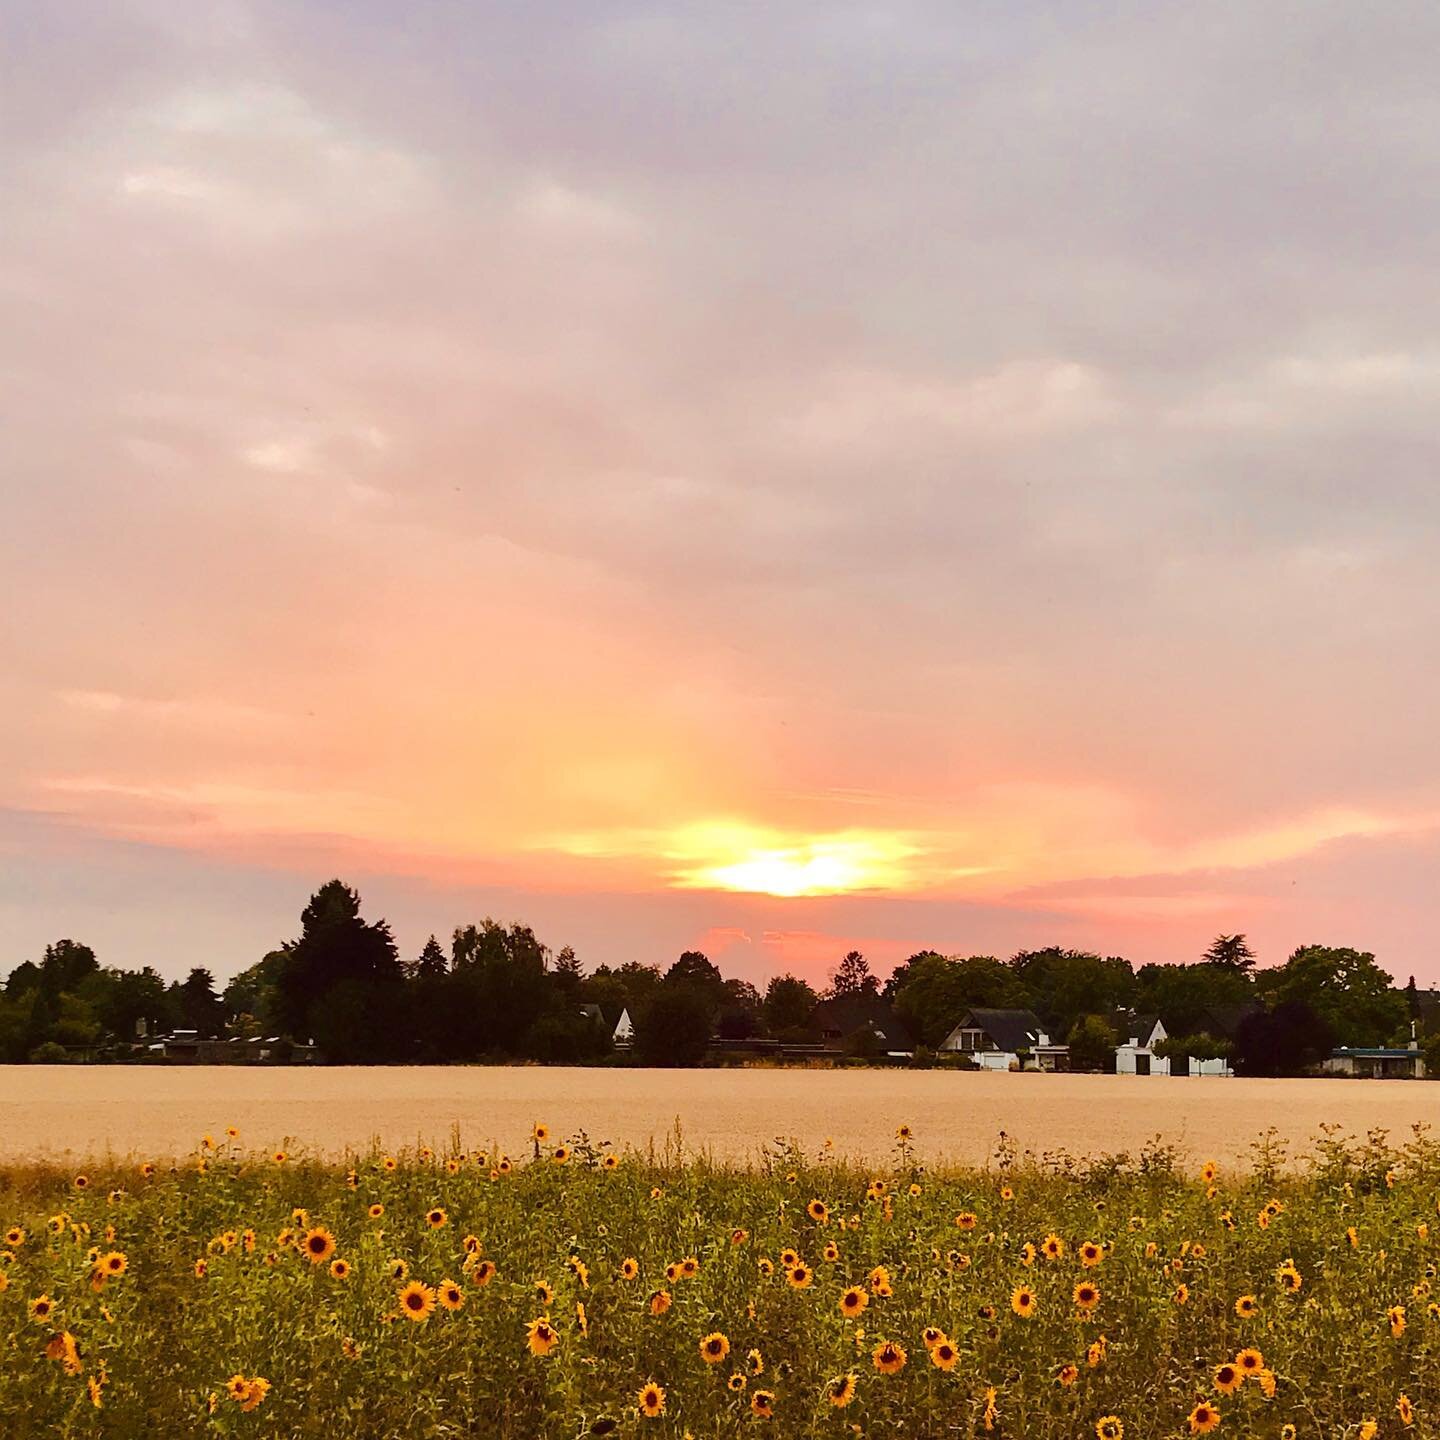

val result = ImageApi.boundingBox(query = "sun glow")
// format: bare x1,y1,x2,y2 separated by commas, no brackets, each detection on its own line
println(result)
666,824,921,897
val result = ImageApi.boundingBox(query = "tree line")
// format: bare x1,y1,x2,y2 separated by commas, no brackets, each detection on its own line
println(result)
0,879,1427,1070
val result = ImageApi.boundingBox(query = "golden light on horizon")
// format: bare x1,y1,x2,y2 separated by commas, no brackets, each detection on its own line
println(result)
666,823,923,897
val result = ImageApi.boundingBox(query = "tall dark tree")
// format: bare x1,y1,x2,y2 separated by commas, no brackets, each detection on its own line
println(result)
274,881,405,1060
826,950,878,1000
1234,1001,1334,1076
552,945,584,994
175,967,225,1038
411,935,449,981
1254,945,1405,1049
633,984,713,1067
1010,948,1135,1037
1203,934,1256,973
40,940,99,996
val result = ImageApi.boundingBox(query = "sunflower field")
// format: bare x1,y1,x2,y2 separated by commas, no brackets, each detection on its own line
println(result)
2,1122,1438,1437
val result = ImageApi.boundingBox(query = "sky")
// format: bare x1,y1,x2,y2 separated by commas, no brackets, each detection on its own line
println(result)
3,1,1440,990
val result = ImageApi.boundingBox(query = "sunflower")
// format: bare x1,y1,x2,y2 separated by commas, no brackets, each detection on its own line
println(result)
1080,1241,1103,1267
649,1290,672,1315
1359,1424,1378,1440
240,1378,270,1413
526,1317,558,1355
426,1208,447,1229
680,1256,699,1278
699,1331,730,1364
745,1389,772,1417
1173,1284,1189,1306
225,1374,249,1400
4,1227,23,1247
955,1212,978,1231
532,1122,550,1142
1234,1294,1258,1318
302,1228,336,1265
87,1375,103,1409
637,1382,665,1418
1056,1363,1079,1387
930,1339,958,1372
194,1259,208,1278
1073,1281,1100,1312
896,1124,913,1140
823,1240,840,1262
271,1151,287,1165
389,1258,409,1281
552,1147,570,1164
1042,1233,1065,1259
1235,1347,1263,1375
1390,1305,1407,1337
368,1204,384,1220
824,1371,857,1407
1398,1394,1415,1426
1213,1363,1242,1395
1088,1336,1107,1367
922,1326,945,1349
382,1156,398,1172
430,1278,461,1311
139,1162,155,1179
873,1340,907,1375
787,1264,813,1289
1095,1418,1124,1440
535,1281,554,1305
615,1257,638,1281
828,1283,865,1317
869,1264,893,1296
329,1258,351,1280
1187,1401,1220,1434
1275,1261,1302,1293
1011,1285,1038,1318
98,1251,127,1277
1280,1428,1297,1440
398,1281,436,1322
567,1256,590,1287
1200,1160,1218,1183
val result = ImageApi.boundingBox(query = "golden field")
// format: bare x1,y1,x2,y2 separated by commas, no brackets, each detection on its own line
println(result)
6,1066,1440,1168
2,1119,1438,1436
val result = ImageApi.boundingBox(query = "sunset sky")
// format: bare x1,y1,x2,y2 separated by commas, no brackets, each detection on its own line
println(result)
4,3,1440,988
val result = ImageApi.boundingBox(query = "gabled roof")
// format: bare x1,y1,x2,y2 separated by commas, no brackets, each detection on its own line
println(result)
812,993,914,1050
1126,1013,1162,1045
1194,1003,1261,1040
954,1008,1044,1053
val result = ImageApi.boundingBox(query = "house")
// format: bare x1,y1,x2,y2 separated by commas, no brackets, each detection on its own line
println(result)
612,1007,634,1046
1116,1014,1170,1076
938,1008,1066,1071
1160,1003,1259,1077
812,994,914,1058
1323,1046,1426,1079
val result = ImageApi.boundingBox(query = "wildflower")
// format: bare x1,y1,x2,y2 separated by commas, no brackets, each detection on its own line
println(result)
840,1285,868,1316
1042,1233,1065,1259
955,1211,978,1230
1074,1281,1100,1312
807,1198,829,1223
1173,1283,1189,1305
637,1382,665,1418
1391,1305,1407,1337
97,1250,127,1278
526,1317,558,1355
1235,1347,1264,1376
398,1281,436,1322
1096,1418,1124,1440
329,1258,351,1280
873,1340,907,1374
922,1326,945,1349
435,1278,462,1311
751,1389,775,1417
240,1378,270,1413
787,1263,813,1289
1213,1363,1242,1395
700,1331,730,1364
827,1373,857,1407
87,1374,104,1408
602,1153,619,1170
823,1240,840,1262
983,1388,999,1432
552,1147,570,1164
748,1348,764,1374
368,1204,384,1220
426,1208,447,1229
620,1257,639,1280
1012,1285,1038,1317
30,1295,54,1322
930,1338,958,1371
1080,1240,1103,1266
389,1258,410,1281
1234,1294,1258,1318
1398,1394,1415,1426
1057,1363,1079,1387
302,1228,336,1264
1275,1260,1302,1293
1187,1401,1220,1434
649,1290,671,1315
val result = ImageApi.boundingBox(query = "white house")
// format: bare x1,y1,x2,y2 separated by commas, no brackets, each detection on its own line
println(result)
1115,1014,1170,1076
612,1007,634,1046
939,1008,1067,1071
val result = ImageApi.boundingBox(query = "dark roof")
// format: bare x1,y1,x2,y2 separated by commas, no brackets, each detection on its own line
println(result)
1194,1003,1261,1040
956,1008,1044,1052
1127,1013,1161,1043
812,994,914,1050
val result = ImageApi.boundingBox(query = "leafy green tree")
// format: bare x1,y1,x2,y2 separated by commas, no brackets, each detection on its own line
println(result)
891,954,1029,1049
1134,961,1253,1036
1255,945,1406,1049
175,967,225,1037
762,974,818,1037
1010,948,1135,1037
1066,1014,1117,1072
39,940,98,997
224,950,288,1035
633,984,712,1066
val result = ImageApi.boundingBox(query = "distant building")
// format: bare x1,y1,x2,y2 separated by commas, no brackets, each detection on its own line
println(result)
938,1008,1066,1071
812,994,914,1058
613,1007,634,1046
1323,1028,1426,1079
1116,1014,1170,1076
